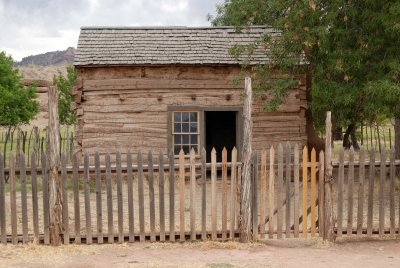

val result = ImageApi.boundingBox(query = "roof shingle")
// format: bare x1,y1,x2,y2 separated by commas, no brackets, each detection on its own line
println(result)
74,26,275,66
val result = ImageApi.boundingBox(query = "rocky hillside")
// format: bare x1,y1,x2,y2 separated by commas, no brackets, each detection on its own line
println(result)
15,47,75,67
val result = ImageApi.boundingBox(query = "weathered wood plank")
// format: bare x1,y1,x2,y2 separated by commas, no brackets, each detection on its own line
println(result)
211,148,217,240
390,147,395,235
72,154,81,244
302,146,308,238
347,147,354,236
42,153,50,245
10,154,17,244
116,152,124,243
201,148,207,240
84,153,92,244
61,153,69,245
293,144,300,238
277,144,283,239
260,149,267,239
169,149,175,242
230,147,238,239
190,149,196,241
127,151,134,242
318,151,325,237
95,152,103,244
268,146,275,239
357,149,365,236
337,148,344,238
379,147,386,237
20,153,28,243
148,151,156,242
222,147,228,241
367,149,375,237
105,153,114,243
252,151,259,241
285,143,291,238
138,151,145,242
0,154,5,244
179,150,186,242
311,148,316,238
48,86,62,246
159,151,166,242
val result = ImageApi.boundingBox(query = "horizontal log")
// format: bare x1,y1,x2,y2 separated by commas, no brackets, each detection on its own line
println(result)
77,65,242,80
84,78,244,91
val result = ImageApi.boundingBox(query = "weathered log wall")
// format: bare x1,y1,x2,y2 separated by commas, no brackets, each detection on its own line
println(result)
74,65,307,159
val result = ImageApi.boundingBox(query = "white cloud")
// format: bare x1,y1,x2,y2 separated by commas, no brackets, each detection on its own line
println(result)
0,0,223,61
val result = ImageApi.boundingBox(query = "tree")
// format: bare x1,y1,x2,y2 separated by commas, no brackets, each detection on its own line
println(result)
0,51,39,128
53,66,77,125
210,0,400,149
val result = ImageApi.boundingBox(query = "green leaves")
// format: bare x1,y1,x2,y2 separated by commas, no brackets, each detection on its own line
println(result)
0,51,39,127
210,0,400,129
53,66,77,125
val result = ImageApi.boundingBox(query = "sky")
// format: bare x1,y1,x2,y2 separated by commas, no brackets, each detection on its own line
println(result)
0,0,223,61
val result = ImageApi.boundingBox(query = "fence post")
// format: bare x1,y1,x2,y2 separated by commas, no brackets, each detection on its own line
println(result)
239,77,253,242
324,111,335,241
48,86,62,246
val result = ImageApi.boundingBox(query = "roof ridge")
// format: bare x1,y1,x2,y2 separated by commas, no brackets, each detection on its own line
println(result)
80,25,271,30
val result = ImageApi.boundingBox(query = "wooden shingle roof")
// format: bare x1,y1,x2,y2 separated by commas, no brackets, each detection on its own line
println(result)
74,26,275,66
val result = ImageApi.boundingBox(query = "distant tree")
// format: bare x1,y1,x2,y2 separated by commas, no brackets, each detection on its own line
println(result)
210,0,400,149
0,51,39,128
53,66,77,125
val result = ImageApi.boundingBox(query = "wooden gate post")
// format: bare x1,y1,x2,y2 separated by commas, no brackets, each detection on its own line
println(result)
239,77,253,242
324,111,335,241
48,86,63,246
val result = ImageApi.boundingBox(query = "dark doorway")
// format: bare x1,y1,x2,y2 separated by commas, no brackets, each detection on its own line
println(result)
205,111,237,162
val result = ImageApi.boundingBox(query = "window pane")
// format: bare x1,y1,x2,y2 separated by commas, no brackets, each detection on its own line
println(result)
174,112,181,122
182,123,189,132
182,134,189,144
190,112,197,122
182,112,190,122
190,134,198,144
174,123,181,133
174,134,182,145
174,145,182,155
182,145,190,154
190,122,197,132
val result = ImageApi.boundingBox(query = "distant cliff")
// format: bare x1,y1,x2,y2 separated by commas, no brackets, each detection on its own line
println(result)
15,47,75,67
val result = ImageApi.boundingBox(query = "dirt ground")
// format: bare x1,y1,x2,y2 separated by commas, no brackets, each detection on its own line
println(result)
0,238,399,268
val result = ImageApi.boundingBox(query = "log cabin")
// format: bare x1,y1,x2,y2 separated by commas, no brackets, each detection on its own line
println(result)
73,26,308,162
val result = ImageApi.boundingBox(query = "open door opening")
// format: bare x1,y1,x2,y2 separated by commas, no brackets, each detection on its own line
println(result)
205,111,237,162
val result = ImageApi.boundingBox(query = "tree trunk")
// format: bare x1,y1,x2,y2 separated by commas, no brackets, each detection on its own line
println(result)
332,126,343,141
239,77,253,242
343,124,359,149
305,71,325,157
48,86,63,246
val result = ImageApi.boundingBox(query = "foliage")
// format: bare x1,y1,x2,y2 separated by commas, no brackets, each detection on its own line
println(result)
209,0,400,130
0,51,39,127
53,66,77,125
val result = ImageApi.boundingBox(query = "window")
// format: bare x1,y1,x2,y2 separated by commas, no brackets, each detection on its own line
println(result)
173,111,199,154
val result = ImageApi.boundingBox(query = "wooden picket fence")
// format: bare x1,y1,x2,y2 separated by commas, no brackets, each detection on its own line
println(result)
333,146,400,237
0,143,326,244
1,143,399,244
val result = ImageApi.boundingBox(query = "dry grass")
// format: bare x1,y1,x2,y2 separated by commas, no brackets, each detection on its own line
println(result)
18,64,69,81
